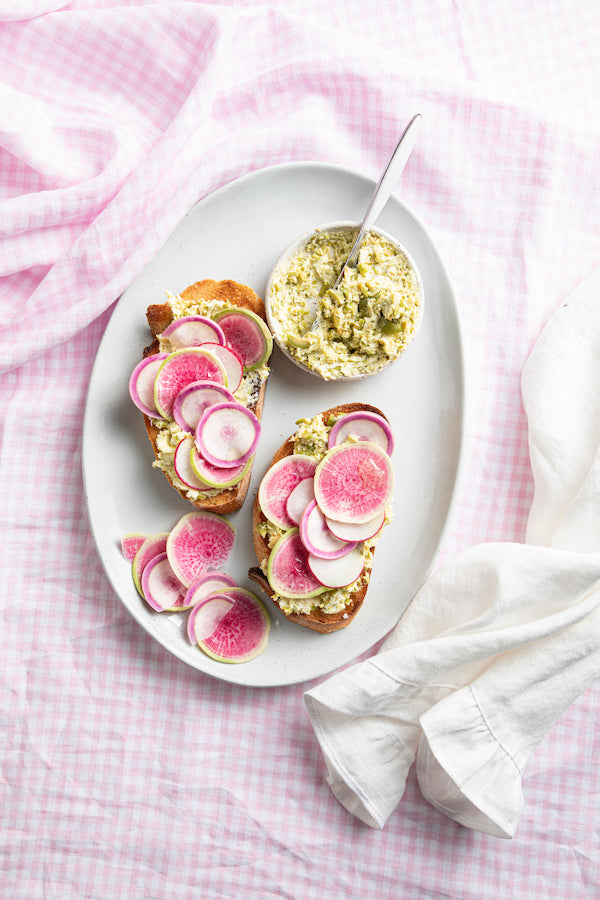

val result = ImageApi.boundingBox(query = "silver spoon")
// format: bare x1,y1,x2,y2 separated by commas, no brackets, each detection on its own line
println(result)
308,112,422,333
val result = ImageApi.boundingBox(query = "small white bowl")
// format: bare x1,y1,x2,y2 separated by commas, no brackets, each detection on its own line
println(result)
265,221,424,382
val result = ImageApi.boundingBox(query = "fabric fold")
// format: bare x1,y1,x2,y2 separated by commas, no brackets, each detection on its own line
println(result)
305,264,600,835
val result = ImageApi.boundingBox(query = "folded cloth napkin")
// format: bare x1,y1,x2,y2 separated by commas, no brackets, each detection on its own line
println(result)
305,264,600,837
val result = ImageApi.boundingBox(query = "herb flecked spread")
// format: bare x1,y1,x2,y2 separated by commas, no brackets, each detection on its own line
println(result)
151,291,269,500
257,413,392,616
268,228,422,380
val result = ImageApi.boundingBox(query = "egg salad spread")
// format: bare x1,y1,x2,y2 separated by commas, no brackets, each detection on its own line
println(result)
151,291,269,500
256,413,391,616
268,227,422,380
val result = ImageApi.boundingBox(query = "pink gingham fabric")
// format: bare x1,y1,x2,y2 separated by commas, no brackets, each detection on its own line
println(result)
2,2,600,898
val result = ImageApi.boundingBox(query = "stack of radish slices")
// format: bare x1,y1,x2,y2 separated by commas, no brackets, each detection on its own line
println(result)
128,310,272,491
120,511,270,664
259,411,395,601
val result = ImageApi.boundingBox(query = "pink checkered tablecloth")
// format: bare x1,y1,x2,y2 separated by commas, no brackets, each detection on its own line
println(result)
2,2,599,897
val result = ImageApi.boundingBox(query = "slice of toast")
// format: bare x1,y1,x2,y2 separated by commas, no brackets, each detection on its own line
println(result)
248,403,389,633
141,279,269,515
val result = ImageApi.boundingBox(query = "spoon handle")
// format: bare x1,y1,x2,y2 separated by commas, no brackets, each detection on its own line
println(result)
333,113,421,287
363,112,421,230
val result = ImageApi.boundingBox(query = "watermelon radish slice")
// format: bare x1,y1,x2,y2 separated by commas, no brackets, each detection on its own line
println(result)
286,477,316,525
172,380,235,432
195,402,260,468
308,547,365,588
258,454,318,529
166,511,236,587
120,532,147,562
313,441,394,524
202,343,244,393
187,594,234,643
190,446,251,488
328,410,394,456
325,510,385,542
174,437,210,490
132,532,169,597
129,353,169,418
213,307,273,369
187,587,270,663
182,571,238,612
266,528,326,599
141,552,186,612
154,348,227,419
159,315,225,349
299,500,358,559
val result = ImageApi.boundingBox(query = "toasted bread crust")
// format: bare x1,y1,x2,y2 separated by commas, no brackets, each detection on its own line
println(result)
248,402,388,633
141,279,268,515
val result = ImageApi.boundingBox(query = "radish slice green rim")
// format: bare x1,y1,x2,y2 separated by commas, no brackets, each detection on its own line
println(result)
132,532,170,597
172,380,235,432
328,410,394,456
325,510,385,542
159,315,225,349
189,587,271,663
313,441,394,525
266,528,326,599
299,500,358,560
154,348,227,419
166,511,236,588
213,307,273,370
182,572,238,614
307,547,365,588
129,353,169,418
190,445,251,488
195,401,260,468
173,437,210,490
141,552,186,612
120,532,148,562
258,454,318,529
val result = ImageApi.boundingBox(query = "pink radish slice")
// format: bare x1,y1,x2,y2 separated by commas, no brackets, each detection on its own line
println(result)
328,411,394,456
141,552,186,612
195,402,260,468
173,381,235,432
202,343,244,393
129,353,169,418
299,500,357,559
314,441,394,525
154,348,227,419
188,588,270,663
285,477,315,525
174,437,210,490
325,510,385,542
159,315,225,348
258,454,318,529
190,446,251,488
266,528,326,599
187,594,234,643
308,547,365,588
166,511,236,587
132,532,169,597
181,571,238,613
213,307,273,369
120,532,147,562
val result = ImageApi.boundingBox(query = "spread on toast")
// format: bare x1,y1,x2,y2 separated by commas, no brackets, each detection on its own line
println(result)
249,404,394,633
129,279,272,515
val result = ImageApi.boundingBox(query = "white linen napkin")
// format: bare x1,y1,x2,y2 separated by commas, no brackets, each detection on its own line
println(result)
304,265,600,837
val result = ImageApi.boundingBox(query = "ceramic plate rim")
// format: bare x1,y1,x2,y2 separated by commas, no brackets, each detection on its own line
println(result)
83,160,465,688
